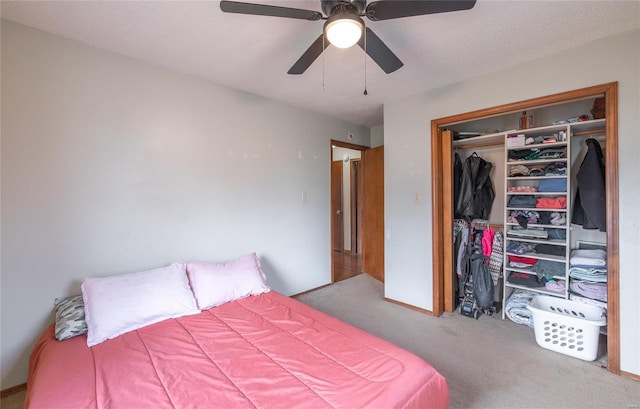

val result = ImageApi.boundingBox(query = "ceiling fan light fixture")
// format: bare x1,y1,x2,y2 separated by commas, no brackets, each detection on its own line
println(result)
324,12,364,49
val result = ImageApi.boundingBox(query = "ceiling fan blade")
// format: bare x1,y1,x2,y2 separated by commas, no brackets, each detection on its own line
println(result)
358,28,403,74
288,34,329,74
220,1,323,21
366,0,476,21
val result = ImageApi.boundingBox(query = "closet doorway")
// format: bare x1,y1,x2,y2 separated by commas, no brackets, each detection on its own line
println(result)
430,82,620,375
330,140,384,283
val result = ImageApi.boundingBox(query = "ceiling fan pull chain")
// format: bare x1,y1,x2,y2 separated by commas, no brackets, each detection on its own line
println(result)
363,29,368,96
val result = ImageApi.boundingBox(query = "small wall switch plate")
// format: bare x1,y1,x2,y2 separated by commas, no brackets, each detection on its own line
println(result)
302,191,308,204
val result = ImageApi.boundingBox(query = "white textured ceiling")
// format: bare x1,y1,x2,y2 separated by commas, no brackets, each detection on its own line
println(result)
1,0,639,127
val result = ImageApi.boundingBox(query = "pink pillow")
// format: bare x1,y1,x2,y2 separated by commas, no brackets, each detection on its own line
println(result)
186,253,270,310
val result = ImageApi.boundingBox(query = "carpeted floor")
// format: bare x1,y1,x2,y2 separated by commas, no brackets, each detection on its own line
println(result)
1,388,25,409
295,273,640,409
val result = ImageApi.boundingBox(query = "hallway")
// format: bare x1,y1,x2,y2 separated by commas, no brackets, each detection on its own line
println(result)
333,251,362,283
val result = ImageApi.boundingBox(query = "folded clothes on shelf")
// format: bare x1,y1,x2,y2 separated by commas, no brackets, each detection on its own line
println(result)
544,227,566,239
524,135,561,145
508,149,535,160
507,241,536,255
570,249,607,267
537,178,567,192
508,185,538,192
508,271,545,287
544,162,567,175
509,164,530,177
525,136,545,145
508,256,538,268
570,280,607,302
508,195,538,208
545,279,566,293
569,267,607,282
508,210,540,227
528,166,546,176
534,211,565,226
536,197,567,209
537,147,567,159
533,259,566,280
534,243,566,256
507,227,548,239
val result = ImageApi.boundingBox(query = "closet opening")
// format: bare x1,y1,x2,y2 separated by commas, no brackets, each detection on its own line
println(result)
430,82,619,375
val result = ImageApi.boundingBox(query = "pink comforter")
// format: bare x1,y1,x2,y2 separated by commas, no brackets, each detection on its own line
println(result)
26,291,449,408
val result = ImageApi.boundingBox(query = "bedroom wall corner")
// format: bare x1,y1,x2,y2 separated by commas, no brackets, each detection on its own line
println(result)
0,20,368,388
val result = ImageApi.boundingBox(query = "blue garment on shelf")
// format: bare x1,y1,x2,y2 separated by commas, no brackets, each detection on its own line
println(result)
538,178,567,192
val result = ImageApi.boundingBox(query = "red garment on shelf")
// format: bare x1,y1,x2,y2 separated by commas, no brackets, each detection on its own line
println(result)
508,255,538,265
536,197,567,209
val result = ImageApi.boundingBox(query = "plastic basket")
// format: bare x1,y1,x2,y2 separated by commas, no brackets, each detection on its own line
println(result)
526,295,606,361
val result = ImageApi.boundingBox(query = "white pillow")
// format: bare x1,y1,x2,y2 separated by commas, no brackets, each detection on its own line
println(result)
186,253,270,310
81,263,199,347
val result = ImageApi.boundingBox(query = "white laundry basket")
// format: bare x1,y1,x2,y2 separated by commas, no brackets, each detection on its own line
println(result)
526,295,606,361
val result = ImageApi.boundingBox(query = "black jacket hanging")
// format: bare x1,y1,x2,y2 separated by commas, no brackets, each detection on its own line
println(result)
455,152,495,220
572,138,606,232
453,152,463,219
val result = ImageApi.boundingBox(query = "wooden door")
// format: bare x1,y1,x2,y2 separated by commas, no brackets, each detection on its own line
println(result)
331,160,343,252
362,146,384,282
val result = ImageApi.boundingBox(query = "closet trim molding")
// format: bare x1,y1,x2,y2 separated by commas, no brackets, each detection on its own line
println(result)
430,82,620,376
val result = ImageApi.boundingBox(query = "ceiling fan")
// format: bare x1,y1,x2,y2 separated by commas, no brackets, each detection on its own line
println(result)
220,0,476,75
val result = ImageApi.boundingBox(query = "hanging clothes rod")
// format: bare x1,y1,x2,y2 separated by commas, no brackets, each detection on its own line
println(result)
453,140,504,150
572,128,606,137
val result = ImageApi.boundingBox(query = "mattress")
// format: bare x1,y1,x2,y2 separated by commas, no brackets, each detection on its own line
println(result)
25,291,449,408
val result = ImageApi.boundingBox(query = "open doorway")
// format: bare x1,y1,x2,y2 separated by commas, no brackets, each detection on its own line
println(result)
330,140,385,284
331,144,363,282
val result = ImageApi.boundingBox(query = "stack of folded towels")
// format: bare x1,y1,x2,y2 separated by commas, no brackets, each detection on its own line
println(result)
568,248,607,304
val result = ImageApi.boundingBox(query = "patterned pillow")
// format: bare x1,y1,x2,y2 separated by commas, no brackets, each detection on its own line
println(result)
54,295,88,341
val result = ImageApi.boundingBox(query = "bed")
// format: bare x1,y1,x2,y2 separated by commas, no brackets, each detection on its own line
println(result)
24,257,449,408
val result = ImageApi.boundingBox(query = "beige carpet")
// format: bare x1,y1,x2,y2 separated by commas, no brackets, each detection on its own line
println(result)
1,388,25,409
295,274,640,409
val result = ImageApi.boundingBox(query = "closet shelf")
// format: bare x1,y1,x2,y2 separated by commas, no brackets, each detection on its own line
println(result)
506,266,566,281
509,141,567,149
507,191,568,196
506,251,566,262
507,158,568,165
506,207,567,212
505,237,568,246
568,118,606,133
507,176,566,180
505,222,567,229
452,130,510,148
504,282,565,298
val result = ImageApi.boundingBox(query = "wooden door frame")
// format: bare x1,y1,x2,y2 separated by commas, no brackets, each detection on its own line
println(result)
330,140,368,283
350,158,363,254
331,160,344,252
430,82,620,375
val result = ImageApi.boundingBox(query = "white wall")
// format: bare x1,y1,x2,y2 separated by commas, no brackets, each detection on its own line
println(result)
384,29,640,376
370,125,384,147
0,21,369,388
